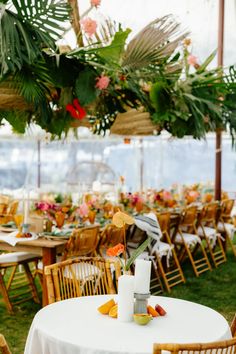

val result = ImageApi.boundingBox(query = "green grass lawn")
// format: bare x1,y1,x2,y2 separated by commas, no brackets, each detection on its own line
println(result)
0,249,236,354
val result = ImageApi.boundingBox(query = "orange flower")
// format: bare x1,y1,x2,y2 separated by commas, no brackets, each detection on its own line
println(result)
106,243,124,257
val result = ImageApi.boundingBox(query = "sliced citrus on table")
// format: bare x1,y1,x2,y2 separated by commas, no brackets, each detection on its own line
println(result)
97,298,116,315
109,304,118,318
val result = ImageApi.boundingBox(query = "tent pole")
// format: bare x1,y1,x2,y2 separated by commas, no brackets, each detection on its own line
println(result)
215,0,225,201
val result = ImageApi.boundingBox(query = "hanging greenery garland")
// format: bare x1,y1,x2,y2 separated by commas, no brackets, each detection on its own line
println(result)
0,0,236,142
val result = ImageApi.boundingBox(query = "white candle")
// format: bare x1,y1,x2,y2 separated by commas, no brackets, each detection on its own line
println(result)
134,259,151,294
24,191,29,224
117,275,134,322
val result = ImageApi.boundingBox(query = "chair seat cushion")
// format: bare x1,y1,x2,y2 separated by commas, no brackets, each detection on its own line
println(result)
198,226,216,237
63,263,101,280
0,252,40,264
197,226,220,247
175,233,201,247
218,222,236,240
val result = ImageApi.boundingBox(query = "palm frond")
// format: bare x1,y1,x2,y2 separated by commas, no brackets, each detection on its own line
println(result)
122,15,188,70
0,0,69,76
12,0,69,40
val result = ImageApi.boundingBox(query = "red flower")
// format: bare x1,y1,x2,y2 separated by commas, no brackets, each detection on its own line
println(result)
106,243,125,257
66,99,86,120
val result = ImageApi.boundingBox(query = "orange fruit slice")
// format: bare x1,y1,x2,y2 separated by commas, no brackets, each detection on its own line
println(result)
109,304,118,318
147,305,159,317
97,298,116,315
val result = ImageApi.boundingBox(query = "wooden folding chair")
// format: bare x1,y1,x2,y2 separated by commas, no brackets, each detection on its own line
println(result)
150,212,185,292
153,337,236,354
173,205,212,277
217,199,236,257
0,333,11,354
98,224,125,257
45,257,121,304
231,313,236,337
198,202,227,267
0,252,40,313
63,225,100,260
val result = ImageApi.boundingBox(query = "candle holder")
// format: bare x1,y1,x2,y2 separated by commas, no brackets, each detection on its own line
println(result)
134,292,150,314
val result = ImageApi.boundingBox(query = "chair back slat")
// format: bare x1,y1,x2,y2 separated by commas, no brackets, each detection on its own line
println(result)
7,200,19,215
221,199,234,217
200,202,219,224
99,224,124,249
181,206,198,227
0,203,8,215
156,212,171,234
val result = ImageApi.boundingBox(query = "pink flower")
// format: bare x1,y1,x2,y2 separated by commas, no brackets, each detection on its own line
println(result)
78,203,89,218
187,55,198,66
35,201,51,211
95,75,110,90
80,18,97,37
162,190,172,201
188,191,199,199
90,0,101,6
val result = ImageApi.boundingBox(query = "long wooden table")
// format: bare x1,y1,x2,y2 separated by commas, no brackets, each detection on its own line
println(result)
0,237,67,306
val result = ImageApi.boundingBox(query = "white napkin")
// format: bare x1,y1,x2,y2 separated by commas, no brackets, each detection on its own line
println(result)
134,212,162,241
0,231,38,246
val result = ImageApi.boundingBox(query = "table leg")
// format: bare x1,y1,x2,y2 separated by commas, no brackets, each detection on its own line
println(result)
42,247,56,307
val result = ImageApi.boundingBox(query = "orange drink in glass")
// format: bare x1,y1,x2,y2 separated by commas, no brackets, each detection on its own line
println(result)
14,214,24,231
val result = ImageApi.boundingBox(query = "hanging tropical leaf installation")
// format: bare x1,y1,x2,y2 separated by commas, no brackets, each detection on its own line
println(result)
0,0,236,141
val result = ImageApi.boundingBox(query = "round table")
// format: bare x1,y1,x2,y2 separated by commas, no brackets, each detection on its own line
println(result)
24,295,232,354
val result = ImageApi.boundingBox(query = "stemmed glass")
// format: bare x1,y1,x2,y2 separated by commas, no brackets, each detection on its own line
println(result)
14,214,24,233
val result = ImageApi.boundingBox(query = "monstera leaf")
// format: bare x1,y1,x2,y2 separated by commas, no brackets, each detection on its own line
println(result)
0,0,69,76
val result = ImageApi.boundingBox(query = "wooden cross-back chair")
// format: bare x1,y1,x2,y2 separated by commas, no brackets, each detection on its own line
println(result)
98,224,125,257
152,212,185,293
231,313,236,337
0,252,40,313
63,225,100,260
1,200,19,223
198,202,227,267
0,334,11,354
217,199,236,257
45,257,121,304
126,224,164,295
153,337,236,354
173,205,212,277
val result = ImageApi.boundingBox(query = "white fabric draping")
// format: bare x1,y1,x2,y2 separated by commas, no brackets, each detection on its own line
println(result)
134,212,162,241
24,295,232,354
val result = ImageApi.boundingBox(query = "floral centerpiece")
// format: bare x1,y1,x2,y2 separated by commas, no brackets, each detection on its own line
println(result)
106,211,151,272
34,201,75,228
153,189,177,208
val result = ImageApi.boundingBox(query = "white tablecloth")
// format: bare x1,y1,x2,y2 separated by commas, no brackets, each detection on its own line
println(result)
24,295,232,354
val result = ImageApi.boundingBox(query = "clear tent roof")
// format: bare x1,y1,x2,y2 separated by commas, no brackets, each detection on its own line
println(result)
64,0,236,66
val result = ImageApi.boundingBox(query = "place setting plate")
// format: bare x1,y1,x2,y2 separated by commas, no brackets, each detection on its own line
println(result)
0,222,18,233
